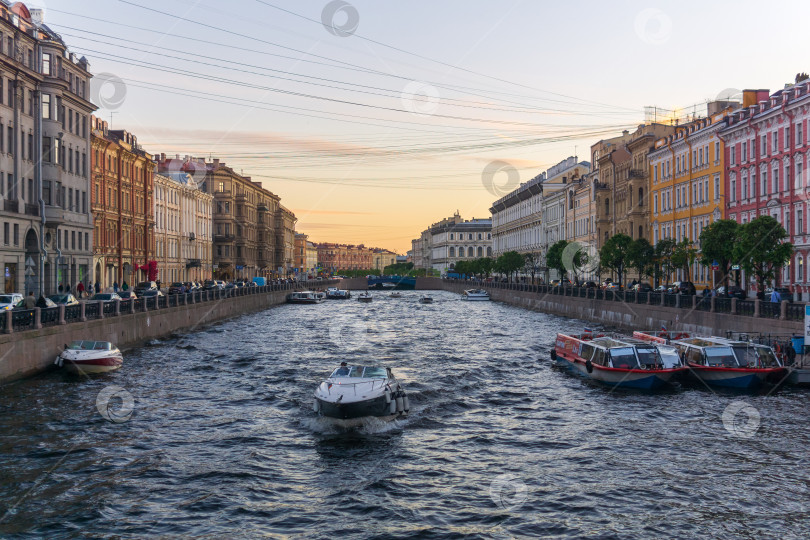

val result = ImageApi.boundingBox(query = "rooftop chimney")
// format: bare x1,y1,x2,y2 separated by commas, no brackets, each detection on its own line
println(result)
742,89,770,108
30,8,43,26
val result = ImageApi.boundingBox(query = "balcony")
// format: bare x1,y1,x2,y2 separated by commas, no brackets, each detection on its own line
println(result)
257,203,269,212
43,204,65,225
235,193,248,202
214,190,232,200
629,169,646,179
186,258,201,269
4,199,18,213
24,203,39,216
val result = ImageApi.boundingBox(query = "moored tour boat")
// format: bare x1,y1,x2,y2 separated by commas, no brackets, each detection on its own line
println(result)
55,340,123,374
462,289,490,301
552,333,686,390
287,291,323,304
313,364,409,427
634,332,786,390
357,292,373,303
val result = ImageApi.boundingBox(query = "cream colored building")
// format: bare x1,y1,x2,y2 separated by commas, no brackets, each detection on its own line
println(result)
154,172,213,283
373,249,397,271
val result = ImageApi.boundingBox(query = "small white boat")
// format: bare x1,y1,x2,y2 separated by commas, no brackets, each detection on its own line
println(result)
462,289,490,301
389,292,403,298
357,292,373,303
287,291,323,304
55,340,123,374
314,364,409,427
419,295,434,304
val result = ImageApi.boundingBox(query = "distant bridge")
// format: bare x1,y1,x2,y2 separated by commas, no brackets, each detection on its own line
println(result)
367,276,416,289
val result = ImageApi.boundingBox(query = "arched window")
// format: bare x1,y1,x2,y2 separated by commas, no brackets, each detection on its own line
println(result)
487,233,491,239
638,225,643,239
487,247,492,256
449,247,455,257
477,246,483,257
468,247,474,257
458,248,464,259
478,233,482,240
638,187,643,206
798,255,804,283
449,233,454,240
605,198,610,214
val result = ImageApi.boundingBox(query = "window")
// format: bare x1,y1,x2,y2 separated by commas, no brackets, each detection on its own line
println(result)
742,142,747,162
762,170,767,195
730,178,736,202
799,209,804,236
43,180,51,205
449,233,453,240
798,161,804,189
13,224,18,246
41,93,50,119
42,53,50,75
42,137,51,162
730,147,735,165
218,181,224,192
772,132,778,154
785,163,791,192
785,127,790,149
715,177,720,200
797,123,804,147
654,193,658,213
762,135,767,155
3,223,7,245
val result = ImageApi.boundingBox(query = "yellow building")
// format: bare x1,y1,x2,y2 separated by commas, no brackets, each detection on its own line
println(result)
648,106,732,287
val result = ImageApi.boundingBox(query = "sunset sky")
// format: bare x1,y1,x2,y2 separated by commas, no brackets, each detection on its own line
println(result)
40,0,810,253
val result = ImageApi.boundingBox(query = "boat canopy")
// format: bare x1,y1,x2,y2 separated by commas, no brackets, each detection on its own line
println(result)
330,365,389,378
67,340,113,351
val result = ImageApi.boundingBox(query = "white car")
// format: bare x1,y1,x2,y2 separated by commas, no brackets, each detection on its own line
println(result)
0,293,23,310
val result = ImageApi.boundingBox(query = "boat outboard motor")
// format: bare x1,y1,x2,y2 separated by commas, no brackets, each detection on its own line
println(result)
585,358,593,373
403,394,410,413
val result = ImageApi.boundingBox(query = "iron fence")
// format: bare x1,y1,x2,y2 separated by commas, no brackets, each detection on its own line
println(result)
759,301,780,319
12,309,35,331
737,300,755,317
715,297,732,313
85,302,99,320
103,301,116,317
787,302,805,321
664,294,678,307
65,305,82,323
41,307,61,327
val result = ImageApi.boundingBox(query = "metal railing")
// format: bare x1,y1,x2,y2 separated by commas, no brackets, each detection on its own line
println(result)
84,302,99,320
65,305,82,323
103,301,116,317
41,306,61,327
12,309,35,331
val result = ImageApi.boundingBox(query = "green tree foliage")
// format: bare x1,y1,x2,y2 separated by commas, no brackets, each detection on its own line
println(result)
496,251,524,282
545,240,569,279
523,252,540,284
671,239,698,282
698,219,739,288
653,238,676,285
600,234,633,286
627,238,654,281
733,216,793,297
477,257,494,278
383,262,414,275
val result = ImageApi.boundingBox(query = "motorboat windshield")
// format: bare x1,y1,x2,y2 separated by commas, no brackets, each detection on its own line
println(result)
67,340,113,351
329,366,389,378
704,346,739,367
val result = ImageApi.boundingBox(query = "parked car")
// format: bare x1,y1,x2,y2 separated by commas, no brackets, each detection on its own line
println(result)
631,283,652,292
47,293,79,306
671,281,696,295
0,293,23,310
92,293,122,301
141,289,164,297
134,281,157,296
14,297,57,309
168,282,186,295
118,291,138,300
583,281,598,289
715,285,747,300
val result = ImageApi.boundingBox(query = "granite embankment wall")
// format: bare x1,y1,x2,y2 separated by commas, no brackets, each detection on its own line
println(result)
439,279,803,336
0,281,337,384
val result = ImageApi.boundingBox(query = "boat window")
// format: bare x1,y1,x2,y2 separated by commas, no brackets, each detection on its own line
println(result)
592,348,606,366
755,346,781,367
94,342,110,350
579,343,595,361
67,340,84,349
705,347,738,367
657,347,681,368
363,367,387,378
732,346,760,368
609,347,640,369
636,347,661,368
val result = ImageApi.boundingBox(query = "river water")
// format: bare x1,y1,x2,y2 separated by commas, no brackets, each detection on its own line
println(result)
0,290,808,539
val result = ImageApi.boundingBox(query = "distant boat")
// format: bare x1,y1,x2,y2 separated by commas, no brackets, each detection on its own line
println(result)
357,292,373,303
326,287,351,299
55,340,123,374
462,289,490,301
419,295,434,304
287,291,323,304
390,292,403,298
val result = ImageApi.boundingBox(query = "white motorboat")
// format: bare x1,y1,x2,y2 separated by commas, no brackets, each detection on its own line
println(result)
55,340,123,374
357,292,373,303
462,289,490,301
326,288,352,299
313,364,409,427
287,291,323,304
419,295,434,304
389,292,403,298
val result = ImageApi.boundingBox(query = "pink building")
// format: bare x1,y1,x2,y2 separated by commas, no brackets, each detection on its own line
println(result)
720,84,810,300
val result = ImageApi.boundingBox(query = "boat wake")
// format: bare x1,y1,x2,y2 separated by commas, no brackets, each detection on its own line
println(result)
301,414,410,435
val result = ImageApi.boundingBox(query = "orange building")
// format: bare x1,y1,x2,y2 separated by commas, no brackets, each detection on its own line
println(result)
90,117,155,288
